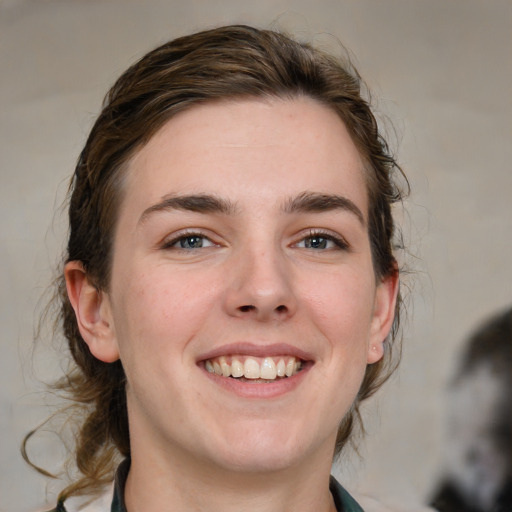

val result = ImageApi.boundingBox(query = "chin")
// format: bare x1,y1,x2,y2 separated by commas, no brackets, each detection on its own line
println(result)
205,422,331,474
214,447,304,474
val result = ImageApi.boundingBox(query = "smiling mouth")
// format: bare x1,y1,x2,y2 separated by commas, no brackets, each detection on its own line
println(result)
204,355,303,382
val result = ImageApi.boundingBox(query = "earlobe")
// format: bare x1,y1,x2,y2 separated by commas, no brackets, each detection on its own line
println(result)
367,270,399,364
64,261,120,363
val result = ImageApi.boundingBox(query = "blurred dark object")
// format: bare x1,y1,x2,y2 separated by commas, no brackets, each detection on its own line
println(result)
431,481,512,512
430,308,512,512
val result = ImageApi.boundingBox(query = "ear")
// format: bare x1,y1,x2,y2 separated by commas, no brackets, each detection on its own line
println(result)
64,261,120,363
367,269,399,364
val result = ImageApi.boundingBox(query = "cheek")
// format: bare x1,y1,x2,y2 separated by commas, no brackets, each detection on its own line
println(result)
112,268,219,360
302,266,376,344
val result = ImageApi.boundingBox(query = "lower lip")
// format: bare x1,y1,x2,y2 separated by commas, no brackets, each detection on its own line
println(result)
201,365,311,399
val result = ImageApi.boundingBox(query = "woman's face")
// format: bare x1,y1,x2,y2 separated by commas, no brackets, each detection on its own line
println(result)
87,97,397,473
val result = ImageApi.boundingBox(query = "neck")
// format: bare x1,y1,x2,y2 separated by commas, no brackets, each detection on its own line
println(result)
124,439,336,512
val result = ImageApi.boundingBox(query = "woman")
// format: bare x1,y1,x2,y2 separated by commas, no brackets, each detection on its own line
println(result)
31,25,407,512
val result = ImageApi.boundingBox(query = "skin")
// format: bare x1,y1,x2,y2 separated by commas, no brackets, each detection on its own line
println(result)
66,97,398,512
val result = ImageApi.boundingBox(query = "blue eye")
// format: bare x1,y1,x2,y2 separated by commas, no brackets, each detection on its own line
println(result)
296,232,348,250
304,236,330,249
165,234,215,250
179,235,205,249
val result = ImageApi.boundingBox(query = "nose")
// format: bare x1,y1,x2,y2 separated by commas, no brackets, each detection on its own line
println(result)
223,245,298,322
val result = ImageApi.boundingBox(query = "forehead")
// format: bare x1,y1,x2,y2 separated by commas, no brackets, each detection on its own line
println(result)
122,97,368,218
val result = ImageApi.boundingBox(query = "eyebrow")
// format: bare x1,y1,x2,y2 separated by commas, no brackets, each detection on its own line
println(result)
139,191,365,226
282,191,365,225
139,194,238,224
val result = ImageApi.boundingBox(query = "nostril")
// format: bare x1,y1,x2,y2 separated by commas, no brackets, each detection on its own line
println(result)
235,304,290,316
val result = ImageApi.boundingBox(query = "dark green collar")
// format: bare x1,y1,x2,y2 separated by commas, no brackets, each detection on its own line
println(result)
52,459,364,512
329,475,364,512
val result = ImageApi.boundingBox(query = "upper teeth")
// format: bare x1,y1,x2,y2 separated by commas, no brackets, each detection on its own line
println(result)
205,356,302,380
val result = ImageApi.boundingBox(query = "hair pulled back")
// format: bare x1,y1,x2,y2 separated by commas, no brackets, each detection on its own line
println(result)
37,25,407,500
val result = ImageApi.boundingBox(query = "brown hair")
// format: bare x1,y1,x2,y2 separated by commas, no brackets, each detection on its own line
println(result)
28,24,407,501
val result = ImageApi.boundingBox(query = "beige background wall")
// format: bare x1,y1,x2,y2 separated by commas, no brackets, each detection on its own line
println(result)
1,1,511,511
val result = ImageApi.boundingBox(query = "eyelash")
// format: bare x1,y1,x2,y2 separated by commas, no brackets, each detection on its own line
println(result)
160,229,349,252
161,230,216,250
296,230,350,251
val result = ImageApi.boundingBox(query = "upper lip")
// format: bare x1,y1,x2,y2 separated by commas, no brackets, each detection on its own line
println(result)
197,342,315,362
